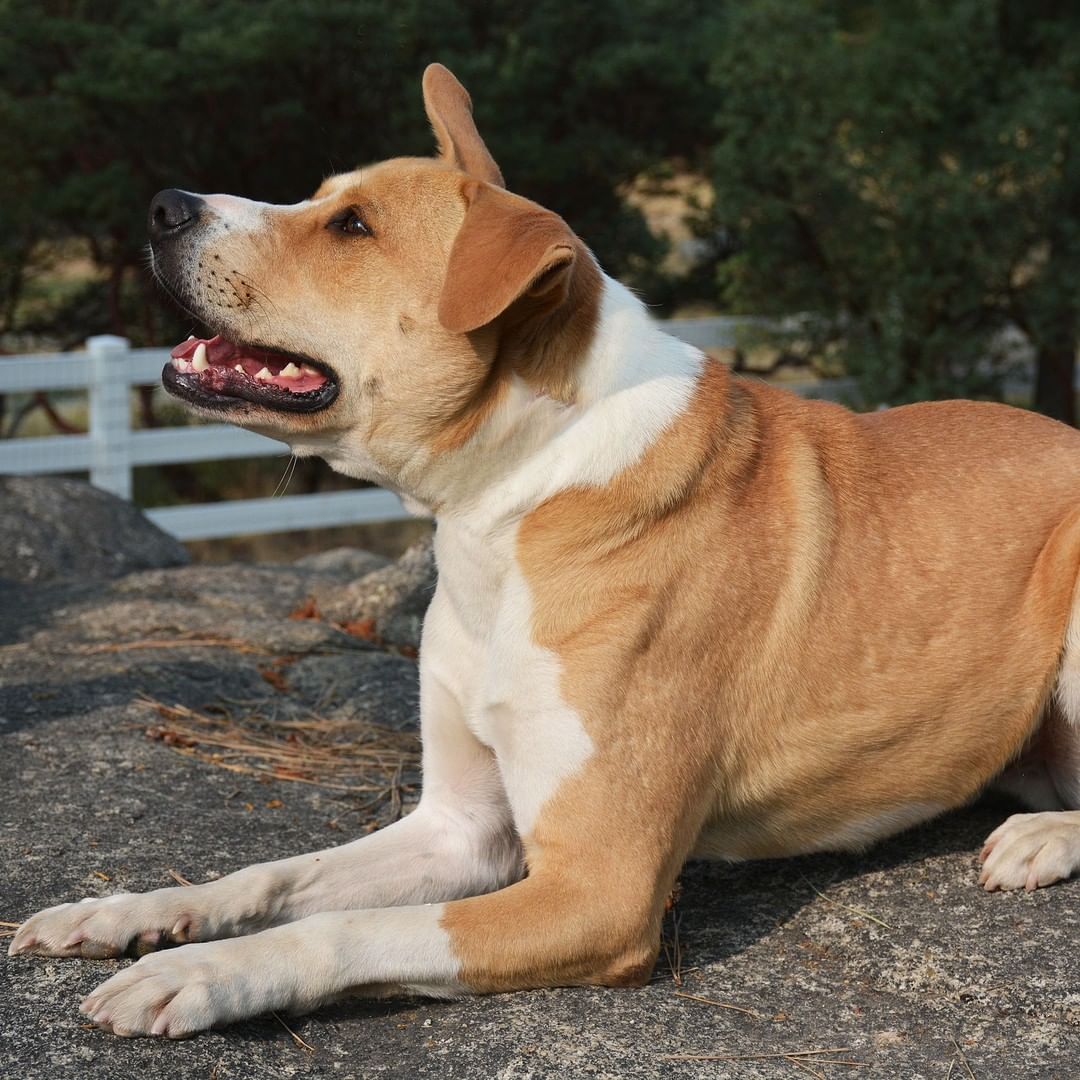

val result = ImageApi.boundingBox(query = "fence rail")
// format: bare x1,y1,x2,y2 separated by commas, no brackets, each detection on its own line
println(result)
0,321,847,540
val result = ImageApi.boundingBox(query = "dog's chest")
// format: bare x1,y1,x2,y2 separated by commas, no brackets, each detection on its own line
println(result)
429,526,551,741
429,524,593,833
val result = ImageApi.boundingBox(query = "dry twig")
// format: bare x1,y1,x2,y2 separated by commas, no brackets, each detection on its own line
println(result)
951,1038,978,1080
663,1046,868,1068
273,1011,317,1052
136,697,419,805
802,877,894,931
785,1057,827,1079
674,990,761,1018
76,635,271,656
660,880,684,985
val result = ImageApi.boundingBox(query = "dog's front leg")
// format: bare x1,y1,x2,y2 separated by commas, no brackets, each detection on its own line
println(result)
78,751,692,1037
10,673,521,959
78,850,664,1038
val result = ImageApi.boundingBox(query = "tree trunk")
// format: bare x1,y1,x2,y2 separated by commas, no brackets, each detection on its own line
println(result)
107,260,125,334
1034,342,1077,427
138,386,158,428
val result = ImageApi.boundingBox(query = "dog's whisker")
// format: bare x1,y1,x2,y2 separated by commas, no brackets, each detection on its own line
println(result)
272,454,298,499
150,262,206,327
239,275,278,315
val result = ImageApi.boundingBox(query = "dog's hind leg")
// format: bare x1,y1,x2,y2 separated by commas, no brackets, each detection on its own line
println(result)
980,598,1080,891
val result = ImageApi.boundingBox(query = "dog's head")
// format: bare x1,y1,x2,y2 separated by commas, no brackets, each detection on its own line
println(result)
150,64,600,498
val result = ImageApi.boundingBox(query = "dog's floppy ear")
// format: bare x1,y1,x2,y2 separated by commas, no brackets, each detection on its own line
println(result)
438,181,578,335
422,64,504,187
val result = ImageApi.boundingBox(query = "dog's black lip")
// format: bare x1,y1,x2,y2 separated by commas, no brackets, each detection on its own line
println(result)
149,250,340,414
161,349,340,415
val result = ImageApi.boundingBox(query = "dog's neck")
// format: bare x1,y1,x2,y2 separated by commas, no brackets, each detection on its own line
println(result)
417,276,705,524
305,274,705,529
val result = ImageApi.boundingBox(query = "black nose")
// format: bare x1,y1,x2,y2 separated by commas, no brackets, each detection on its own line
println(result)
148,189,204,241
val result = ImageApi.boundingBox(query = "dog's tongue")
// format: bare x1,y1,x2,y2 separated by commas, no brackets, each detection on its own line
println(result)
169,335,327,393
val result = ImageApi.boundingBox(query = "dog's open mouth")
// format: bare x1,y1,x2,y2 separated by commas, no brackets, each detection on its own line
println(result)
162,335,339,413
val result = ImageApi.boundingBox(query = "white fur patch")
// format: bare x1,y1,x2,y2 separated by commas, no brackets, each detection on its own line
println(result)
78,905,463,1036
200,192,273,228
980,810,1080,891
428,528,594,839
1056,589,1080,724
479,565,595,835
462,278,703,528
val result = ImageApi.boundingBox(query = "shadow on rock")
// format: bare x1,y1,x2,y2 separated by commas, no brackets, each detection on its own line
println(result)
673,795,1021,968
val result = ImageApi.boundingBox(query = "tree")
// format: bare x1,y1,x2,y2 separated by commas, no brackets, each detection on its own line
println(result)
0,0,715,348
702,0,1080,421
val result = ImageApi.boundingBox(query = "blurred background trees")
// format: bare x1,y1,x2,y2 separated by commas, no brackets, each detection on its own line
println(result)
0,0,715,349
1,0,1078,422
703,0,1080,421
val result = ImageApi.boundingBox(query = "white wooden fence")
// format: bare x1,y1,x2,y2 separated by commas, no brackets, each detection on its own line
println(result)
0,321,844,541
0,336,407,540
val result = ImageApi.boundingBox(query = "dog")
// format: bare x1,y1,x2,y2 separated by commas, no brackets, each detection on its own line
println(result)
10,64,1080,1038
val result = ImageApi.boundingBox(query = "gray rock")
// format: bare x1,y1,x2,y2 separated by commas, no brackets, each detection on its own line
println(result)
293,546,390,578
315,538,435,650
0,476,189,585
2,536,1078,1078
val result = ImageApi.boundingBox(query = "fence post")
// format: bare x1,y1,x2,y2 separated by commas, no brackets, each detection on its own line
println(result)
87,334,132,500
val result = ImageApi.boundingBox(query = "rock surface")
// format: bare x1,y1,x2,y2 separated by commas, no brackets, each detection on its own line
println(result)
0,499,1078,1079
313,538,436,651
0,476,189,584
294,546,391,579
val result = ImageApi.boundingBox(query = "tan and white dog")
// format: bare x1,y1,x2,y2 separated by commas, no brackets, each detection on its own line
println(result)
11,64,1080,1038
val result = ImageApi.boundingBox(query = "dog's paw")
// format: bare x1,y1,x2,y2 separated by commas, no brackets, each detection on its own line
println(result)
80,934,301,1038
978,811,1080,892
8,890,205,959
80,943,230,1038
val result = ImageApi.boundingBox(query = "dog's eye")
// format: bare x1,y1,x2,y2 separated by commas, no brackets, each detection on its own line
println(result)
327,208,371,237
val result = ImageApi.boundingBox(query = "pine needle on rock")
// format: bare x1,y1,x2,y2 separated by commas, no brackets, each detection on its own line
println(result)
137,696,419,801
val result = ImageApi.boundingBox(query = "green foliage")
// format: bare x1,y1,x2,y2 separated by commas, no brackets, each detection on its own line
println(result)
702,0,1080,415
4,0,1079,423
0,0,714,344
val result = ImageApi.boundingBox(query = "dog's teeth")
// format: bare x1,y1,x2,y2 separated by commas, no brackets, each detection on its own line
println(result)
234,364,245,374
187,334,196,341
279,362,301,379
171,356,183,370
255,367,273,381
192,342,209,371
300,364,320,377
